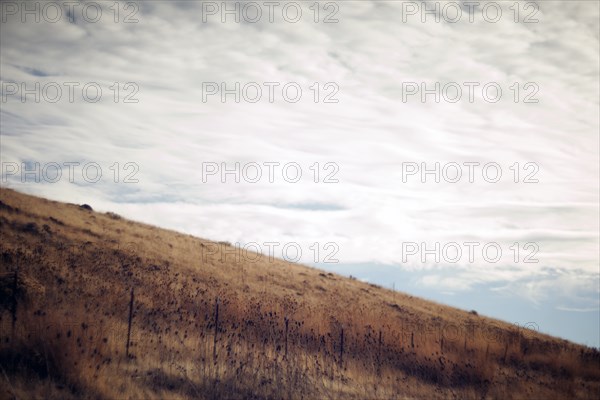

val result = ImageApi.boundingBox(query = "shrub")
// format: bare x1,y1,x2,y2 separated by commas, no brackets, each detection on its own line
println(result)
105,212,121,220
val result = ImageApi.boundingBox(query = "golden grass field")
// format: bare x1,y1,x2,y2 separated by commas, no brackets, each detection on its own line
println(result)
0,187,598,399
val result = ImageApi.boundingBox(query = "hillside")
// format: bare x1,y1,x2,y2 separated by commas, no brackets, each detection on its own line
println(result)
0,187,598,399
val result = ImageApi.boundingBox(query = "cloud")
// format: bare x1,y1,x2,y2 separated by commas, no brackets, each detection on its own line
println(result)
1,1,598,307
556,306,600,313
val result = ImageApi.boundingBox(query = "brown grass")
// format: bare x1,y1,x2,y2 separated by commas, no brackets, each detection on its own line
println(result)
0,187,599,399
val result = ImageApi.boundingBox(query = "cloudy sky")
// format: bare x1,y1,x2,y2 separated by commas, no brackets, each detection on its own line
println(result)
1,1,599,346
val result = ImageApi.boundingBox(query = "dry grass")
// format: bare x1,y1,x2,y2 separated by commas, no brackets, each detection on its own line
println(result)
0,187,599,399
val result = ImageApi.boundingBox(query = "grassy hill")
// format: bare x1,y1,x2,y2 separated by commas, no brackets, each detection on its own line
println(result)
0,188,598,399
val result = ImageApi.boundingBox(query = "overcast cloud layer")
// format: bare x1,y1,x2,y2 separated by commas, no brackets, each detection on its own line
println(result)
1,1,599,346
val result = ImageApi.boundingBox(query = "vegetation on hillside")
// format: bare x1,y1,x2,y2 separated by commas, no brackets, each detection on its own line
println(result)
1,188,598,399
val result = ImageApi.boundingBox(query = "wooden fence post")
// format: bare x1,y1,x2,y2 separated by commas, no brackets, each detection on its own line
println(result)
284,316,289,359
213,297,219,360
126,287,135,358
377,330,382,374
339,328,344,367
10,269,18,339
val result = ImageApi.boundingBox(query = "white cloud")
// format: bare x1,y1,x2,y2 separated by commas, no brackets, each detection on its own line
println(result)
1,1,598,303
556,306,600,313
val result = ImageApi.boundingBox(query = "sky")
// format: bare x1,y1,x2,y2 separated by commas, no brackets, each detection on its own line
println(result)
1,0,599,347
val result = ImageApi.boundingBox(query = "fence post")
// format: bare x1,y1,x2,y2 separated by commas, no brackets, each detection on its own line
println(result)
213,297,220,360
339,328,344,367
377,330,382,375
284,316,289,359
11,270,18,324
10,269,18,339
126,287,135,358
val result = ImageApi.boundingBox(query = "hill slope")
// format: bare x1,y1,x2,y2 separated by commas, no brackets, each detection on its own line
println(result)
0,188,598,399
